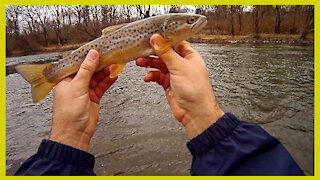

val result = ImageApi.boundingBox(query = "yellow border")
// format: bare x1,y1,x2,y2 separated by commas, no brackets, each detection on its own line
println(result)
1,0,317,178
314,2,318,177
0,0,318,5
1,2,5,178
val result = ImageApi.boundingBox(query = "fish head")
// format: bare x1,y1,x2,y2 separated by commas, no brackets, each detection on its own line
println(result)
159,13,207,44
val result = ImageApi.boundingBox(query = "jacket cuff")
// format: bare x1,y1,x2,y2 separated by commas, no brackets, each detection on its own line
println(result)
186,112,240,156
37,139,95,169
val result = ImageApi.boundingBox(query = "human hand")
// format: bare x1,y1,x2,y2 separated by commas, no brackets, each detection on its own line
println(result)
49,50,118,151
136,34,224,139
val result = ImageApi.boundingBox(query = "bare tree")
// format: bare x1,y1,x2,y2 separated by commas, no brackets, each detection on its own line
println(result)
71,5,90,28
252,5,268,39
236,5,243,33
135,5,151,19
215,5,228,19
5,5,22,36
229,6,235,37
289,5,301,34
169,5,183,13
50,5,64,45
5,5,315,57
82,5,90,29
72,5,83,26
152,5,165,16
274,5,282,34
101,5,119,26
195,5,212,16
90,5,102,37
64,5,74,25
300,5,314,39
145,5,151,18
121,5,134,23
162,5,171,14
30,5,50,46
21,5,38,34
205,6,217,34
71,5,96,39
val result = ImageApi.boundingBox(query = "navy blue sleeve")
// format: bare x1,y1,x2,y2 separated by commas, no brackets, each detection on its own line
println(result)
187,112,304,175
15,139,96,176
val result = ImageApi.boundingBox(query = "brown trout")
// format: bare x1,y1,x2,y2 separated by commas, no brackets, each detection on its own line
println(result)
16,13,207,103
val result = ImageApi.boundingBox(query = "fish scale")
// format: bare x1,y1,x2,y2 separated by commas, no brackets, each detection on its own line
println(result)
15,13,207,103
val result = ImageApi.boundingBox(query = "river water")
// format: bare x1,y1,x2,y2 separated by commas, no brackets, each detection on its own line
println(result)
6,43,314,175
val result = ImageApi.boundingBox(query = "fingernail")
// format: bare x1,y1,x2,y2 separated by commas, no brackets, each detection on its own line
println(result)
87,50,97,61
136,58,142,63
150,37,156,47
110,64,118,71
145,72,152,79
166,88,172,96
150,34,161,47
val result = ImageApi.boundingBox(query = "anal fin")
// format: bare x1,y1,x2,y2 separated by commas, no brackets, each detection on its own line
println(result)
109,63,126,78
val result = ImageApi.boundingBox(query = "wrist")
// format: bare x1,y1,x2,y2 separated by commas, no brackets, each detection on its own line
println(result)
182,107,225,139
49,129,91,152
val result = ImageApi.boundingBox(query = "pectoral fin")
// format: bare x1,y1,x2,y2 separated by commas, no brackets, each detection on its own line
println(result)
109,63,126,78
153,36,172,52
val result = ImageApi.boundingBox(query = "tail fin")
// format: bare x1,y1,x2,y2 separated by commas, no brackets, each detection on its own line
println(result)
15,64,56,103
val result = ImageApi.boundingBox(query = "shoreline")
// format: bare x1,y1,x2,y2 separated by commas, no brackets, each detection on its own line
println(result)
190,34,314,44
6,34,314,57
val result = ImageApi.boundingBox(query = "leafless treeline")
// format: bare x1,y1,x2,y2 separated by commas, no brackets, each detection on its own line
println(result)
6,5,314,56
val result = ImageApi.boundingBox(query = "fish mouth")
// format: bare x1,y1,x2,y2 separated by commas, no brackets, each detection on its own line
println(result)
191,15,207,34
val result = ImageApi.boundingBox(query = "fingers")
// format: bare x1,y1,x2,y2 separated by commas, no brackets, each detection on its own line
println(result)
95,75,118,97
89,89,100,104
90,66,112,89
73,50,100,85
136,57,168,73
150,34,183,70
88,64,118,104
144,71,170,90
90,75,118,104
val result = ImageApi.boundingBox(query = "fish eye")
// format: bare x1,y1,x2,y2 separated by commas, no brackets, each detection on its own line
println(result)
188,17,196,24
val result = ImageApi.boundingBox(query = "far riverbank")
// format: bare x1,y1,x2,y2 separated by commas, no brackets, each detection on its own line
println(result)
6,33,314,57
190,34,314,44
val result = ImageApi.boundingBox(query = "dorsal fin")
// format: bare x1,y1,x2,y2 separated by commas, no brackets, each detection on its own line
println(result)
63,50,72,58
101,23,127,36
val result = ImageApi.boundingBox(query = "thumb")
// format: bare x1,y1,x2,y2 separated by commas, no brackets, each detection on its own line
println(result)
150,34,183,70
174,41,198,58
73,50,100,85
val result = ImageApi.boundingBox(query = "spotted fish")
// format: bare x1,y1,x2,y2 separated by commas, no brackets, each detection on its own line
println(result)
15,13,207,103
